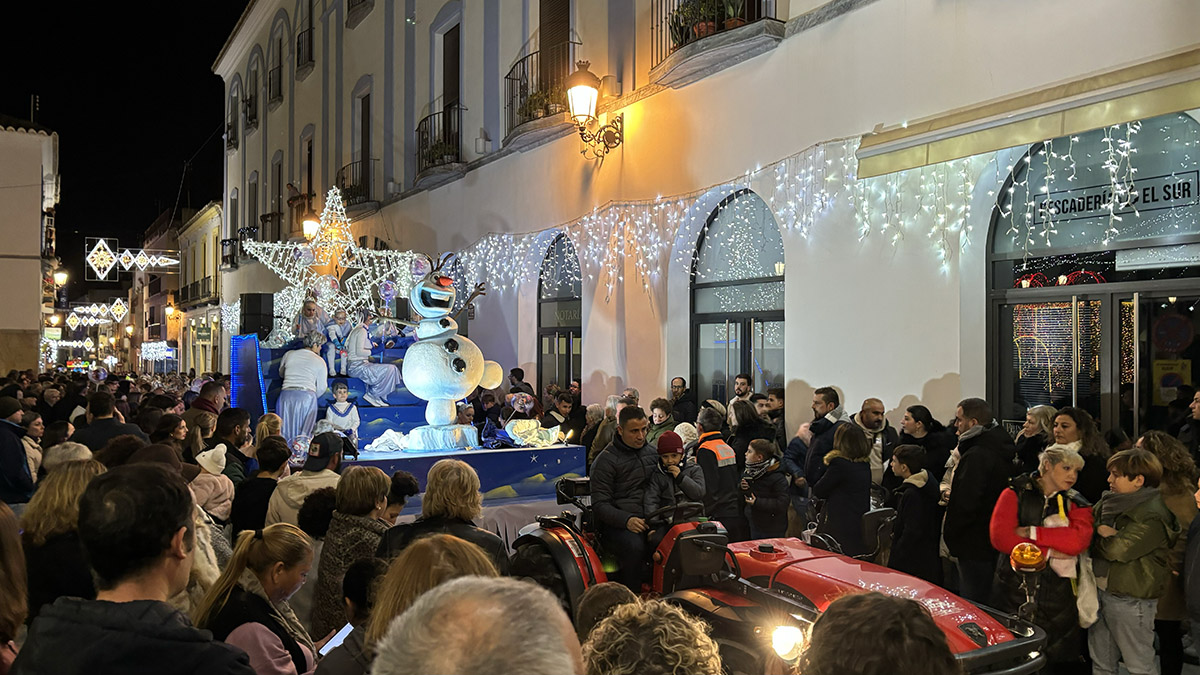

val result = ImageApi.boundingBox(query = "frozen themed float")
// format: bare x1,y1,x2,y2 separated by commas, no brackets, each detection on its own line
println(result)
228,186,584,501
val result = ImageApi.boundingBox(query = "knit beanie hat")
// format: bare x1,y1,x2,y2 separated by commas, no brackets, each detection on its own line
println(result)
656,431,684,455
673,422,699,447
196,444,228,475
0,397,21,421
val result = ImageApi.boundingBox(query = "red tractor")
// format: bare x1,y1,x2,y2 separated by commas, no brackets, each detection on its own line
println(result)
511,477,1047,675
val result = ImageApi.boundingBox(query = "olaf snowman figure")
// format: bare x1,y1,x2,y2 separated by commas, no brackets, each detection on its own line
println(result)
388,254,504,450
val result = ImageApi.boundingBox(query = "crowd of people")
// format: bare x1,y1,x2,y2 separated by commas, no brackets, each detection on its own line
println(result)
6,361,1200,674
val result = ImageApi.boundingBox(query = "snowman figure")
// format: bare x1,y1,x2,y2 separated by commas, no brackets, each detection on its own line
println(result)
391,254,503,448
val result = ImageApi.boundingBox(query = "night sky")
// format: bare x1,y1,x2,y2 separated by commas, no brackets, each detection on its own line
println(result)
1,3,247,298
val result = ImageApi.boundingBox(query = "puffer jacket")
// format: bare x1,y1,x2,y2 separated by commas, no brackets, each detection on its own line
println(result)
1160,486,1199,621
741,461,790,537
590,435,657,530
1092,489,1181,599
943,422,1016,561
989,473,1093,665
265,470,341,526
643,459,706,518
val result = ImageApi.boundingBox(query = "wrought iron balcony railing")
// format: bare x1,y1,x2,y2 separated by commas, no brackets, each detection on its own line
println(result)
503,41,576,138
651,0,775,68
416,106,463,175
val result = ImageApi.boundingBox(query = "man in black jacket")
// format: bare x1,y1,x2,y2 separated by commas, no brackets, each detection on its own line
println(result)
696,407,749,542
851,397,901,489
801,387,851,486
13,464,254,675
0,396,33,510
590,405,657,590
69,391,149,453
942,397,1016,604
669,377,697,427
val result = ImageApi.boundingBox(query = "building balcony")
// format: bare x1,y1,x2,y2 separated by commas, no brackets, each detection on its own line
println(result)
415,106,465,189
346,0,373,29
225,118,239,150
296,28,315,80
259,212,284,242
335,159,378,213
220,239,240,270
181,277,216,308
503,42,578,151
268,66,283,108
649,0,783,89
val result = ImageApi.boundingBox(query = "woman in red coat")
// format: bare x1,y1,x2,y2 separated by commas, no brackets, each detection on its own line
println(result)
989,444,1094,672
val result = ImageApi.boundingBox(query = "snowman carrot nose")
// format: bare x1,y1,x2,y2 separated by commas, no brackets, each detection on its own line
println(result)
435,276,453,287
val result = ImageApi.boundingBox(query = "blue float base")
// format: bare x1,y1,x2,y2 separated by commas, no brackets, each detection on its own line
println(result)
345,444,585,501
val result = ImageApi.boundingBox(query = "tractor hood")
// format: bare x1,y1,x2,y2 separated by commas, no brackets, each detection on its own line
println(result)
728,539,1018,655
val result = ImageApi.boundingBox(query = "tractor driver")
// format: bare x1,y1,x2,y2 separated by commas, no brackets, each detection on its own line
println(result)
589,405,659,591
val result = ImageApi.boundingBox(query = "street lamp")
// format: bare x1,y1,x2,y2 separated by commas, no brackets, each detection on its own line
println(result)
302,209,321,240
164,304,175,317
125,324,133,336
49,314,60,327
53,271,68,286
565,60,623,159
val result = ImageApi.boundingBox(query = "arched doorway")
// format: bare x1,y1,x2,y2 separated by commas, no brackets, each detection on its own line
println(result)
538,233,582,393
691,190,785,403
988,110,1200,438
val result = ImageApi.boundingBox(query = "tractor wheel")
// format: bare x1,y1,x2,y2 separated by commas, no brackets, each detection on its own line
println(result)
510,541,572,613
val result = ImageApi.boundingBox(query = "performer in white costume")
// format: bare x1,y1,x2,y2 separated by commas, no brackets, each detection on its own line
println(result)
324,309,353,376
347,310,400,407
292,299,329,339
278,331,329,444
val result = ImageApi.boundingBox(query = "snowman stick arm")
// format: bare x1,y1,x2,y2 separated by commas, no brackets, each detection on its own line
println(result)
452,285,486,320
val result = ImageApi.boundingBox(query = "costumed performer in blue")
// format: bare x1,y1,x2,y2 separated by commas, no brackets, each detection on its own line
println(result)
278,331,330,445
292,298,329,339
347,309,401,407
325,308,353,377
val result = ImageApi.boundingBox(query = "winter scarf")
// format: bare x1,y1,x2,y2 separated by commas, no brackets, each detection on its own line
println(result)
1092,486,1162,580
238,568,315,656
743,458,777,482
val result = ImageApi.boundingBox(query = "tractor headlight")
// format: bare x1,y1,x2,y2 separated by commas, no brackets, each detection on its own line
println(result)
771,625,805,661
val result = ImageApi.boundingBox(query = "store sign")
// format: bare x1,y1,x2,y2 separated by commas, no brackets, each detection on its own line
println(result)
43,327,61,340
1035,171,1198,224
196,326,212,342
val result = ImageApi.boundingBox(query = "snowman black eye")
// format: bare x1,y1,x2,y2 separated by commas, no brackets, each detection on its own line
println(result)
444,339,459,353
440,318,451,328
452,358,467,373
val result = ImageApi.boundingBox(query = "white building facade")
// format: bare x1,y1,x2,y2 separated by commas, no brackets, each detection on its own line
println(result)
215,0,1200,434
0,116,59,374
177,202,225,376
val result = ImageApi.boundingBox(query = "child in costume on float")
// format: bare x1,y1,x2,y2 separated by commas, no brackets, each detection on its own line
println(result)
324,309,353,377
292,298,329,340
324,379,360,444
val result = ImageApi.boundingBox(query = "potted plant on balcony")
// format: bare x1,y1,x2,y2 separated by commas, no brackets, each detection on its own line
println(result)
518,89,549,120
668,10,690,49
724,0,746,29
545,86,566,116
421,141,458,168
682,0,720,39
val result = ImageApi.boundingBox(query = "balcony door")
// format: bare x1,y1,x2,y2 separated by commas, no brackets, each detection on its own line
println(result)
538,234,583,395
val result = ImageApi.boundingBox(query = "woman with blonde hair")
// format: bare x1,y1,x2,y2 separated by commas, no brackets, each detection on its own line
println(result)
21,460,106,621
0,503,25,671
1015,405,1056,474
365,534,499,649
1137,430,1199,675
195,523,317,675
375,459,509,572
310,466,391,638
257,413,284,444
582,599,723,675
185,411,217,463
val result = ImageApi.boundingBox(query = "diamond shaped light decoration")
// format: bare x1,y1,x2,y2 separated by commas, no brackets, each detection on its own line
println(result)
87,240,118,279
83,337,94,351
109,299,128,322
134,250,151,270
89,303,101,315
119,249,136,270
66,313,80,330
155,254,179,266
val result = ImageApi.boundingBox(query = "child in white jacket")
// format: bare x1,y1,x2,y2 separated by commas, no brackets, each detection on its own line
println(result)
192,444,236,522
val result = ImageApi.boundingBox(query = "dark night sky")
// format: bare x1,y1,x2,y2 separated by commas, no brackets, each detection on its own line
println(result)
1,3,248,297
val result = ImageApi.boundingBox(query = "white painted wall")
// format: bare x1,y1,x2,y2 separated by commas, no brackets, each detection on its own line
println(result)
0,129,51,335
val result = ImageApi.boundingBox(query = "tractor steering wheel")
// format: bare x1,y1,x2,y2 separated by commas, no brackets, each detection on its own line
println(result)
645,501,707,527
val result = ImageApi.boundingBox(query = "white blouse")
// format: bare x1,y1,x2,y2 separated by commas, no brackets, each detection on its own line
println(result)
280,348,329,394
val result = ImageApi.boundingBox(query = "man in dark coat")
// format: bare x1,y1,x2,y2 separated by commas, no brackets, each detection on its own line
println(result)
886,444,943,585
590,405,657,591
0,396,33,509
942,397,1016,604
12,464,254,675
801,387,852,486
61,391,148,454
696,407,749,542
669,377,698,427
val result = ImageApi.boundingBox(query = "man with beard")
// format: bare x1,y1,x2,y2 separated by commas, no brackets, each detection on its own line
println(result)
727,373,753,430
799,387,852,487
851,397,900,489
590,406,657,590
669,377,697,427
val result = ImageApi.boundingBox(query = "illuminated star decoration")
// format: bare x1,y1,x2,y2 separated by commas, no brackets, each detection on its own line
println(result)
242,186,419,346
